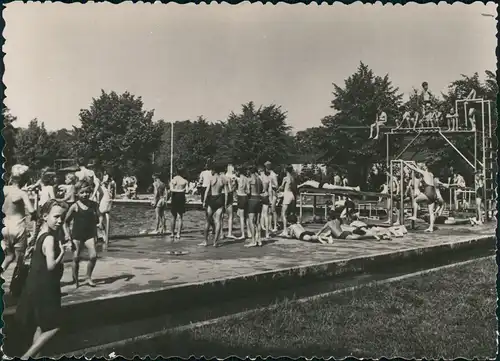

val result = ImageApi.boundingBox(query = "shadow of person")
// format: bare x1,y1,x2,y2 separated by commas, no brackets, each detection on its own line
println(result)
93,273,135,285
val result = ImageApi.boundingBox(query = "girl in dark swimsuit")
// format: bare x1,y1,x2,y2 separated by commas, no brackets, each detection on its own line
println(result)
16,199,70,359
63,181,101,288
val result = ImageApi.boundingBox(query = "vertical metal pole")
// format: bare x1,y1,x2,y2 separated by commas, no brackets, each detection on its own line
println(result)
400,160,404,226
386,133,390,186
464,102,468,129
488,101,493,214
389,160,393,226
411,168,415,229
299,193,303,223
170,122,174,183
481,100,486,208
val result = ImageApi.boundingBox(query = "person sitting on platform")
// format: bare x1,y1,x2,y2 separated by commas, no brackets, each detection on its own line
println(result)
395,107,412,130
369,105,387,140
446,107,459,131
421,103,435,128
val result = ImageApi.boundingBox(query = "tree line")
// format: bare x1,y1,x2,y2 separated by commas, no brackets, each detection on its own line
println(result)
3,63,497,190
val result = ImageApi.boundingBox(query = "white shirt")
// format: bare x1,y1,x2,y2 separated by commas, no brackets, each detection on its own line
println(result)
75,168,96,182
200,170,212,188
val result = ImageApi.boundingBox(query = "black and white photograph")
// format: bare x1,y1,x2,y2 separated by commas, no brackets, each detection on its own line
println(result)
1,1,498,359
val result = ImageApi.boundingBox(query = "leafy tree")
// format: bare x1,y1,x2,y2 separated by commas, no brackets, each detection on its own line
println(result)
219,102,293,167
74,90,162,188
15,119,58,171
155,116,224,181
2,108,18,176
319,62,404,187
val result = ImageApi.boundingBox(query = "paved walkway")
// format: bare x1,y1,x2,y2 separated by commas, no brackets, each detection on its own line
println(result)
2,222,494,308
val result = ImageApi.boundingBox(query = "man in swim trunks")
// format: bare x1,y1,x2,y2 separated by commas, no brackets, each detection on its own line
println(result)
446,107,459,131
245,166,264,247
235,166,250,240
279,165,297,237
151,174,167,234
75,158,100,201
406,162,437,232
258,165,273,239
264,161,279,232
201,163,228,247
170,167,189,241
2,164,37,288
224,165,238,239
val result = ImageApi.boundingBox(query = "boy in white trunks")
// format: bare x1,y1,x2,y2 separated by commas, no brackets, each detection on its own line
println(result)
235,166,250,240
258,165,273,239
224,165,238,239
2,165,37,283
264,161,279,232
170,167,188,241
279,165,297,237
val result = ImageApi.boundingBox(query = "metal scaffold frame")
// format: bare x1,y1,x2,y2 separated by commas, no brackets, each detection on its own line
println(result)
384,98,494,223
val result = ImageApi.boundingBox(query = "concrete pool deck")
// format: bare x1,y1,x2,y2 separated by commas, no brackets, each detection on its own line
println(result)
3,221,495,311
2,220,496,357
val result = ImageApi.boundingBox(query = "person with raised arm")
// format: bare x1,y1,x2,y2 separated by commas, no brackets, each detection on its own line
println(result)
406,162,437,233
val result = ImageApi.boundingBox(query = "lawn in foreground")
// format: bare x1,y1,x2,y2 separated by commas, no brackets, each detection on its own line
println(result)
114,257,497,359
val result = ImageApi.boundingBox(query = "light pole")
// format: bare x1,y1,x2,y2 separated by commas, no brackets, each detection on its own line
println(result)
170,121,174,183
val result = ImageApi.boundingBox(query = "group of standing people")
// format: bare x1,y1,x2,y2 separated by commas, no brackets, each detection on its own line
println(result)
2,158,114,359
197,161,298,247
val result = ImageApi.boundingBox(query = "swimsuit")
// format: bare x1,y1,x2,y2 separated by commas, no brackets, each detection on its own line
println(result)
171,192,186,215
261,195,270,206
237,195,248,211
421,181,437,204
207,194,225,212
476,186,484,198
283,191,295,205
227,192,234,207
338,231,353,239
247,195,262,214
299,231,315,241
71,202,98,241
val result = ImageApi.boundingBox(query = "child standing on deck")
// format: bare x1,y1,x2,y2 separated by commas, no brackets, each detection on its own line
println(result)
63,180,101,288
16,199,71,359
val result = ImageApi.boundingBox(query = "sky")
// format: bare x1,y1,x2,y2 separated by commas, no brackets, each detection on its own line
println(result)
3,1,497,132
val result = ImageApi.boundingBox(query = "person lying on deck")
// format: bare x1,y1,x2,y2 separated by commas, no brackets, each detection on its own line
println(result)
285,214,331,244
316,210,384,241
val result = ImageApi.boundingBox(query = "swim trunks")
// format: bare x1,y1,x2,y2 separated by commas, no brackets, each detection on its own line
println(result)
299,231,315,241
261,195,270,206
208,194,225,212
338,231,352,240
237,195,248,210
247,195,262,214
1,220,28,253
156,198,167,210
283,191,295,206
227,192,234,207
171,192,186,215
476,186,484,198
424,185,437,204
